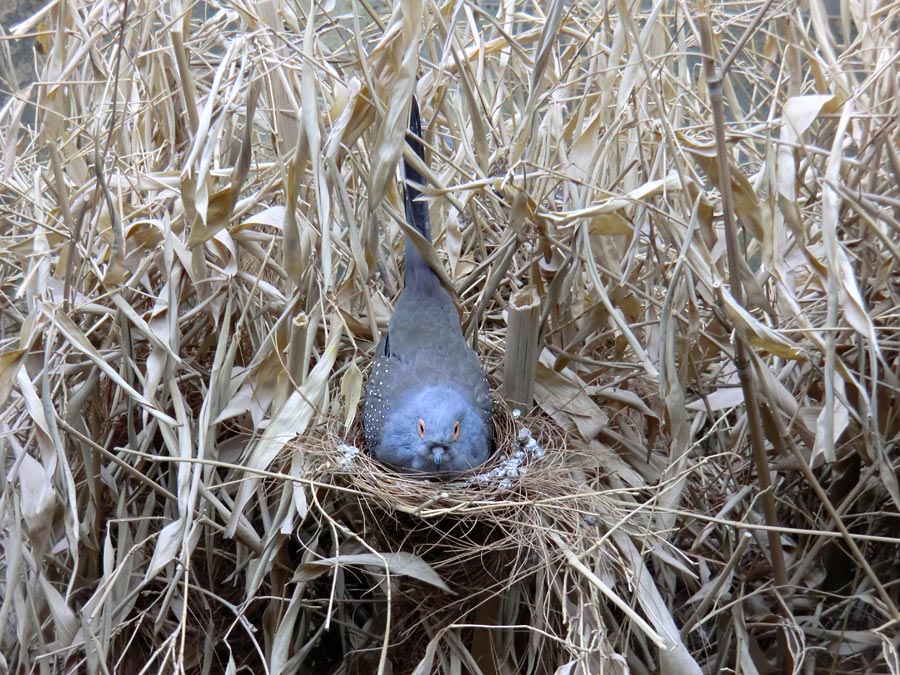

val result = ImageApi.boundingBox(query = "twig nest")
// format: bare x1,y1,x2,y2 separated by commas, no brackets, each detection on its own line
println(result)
297,399,632,673
303,398,636,565
314,398,575,514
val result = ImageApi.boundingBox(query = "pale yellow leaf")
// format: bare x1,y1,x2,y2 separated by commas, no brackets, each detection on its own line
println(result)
144,519,184,582
589,212,633,236
812,373,849,466
17,453,56,541
240,205,286,230
782,94,838,140
0,349,25,409
721,294,803,360
294,552,451,592
340,362,363,430
821,101,880,353
686,387,745,412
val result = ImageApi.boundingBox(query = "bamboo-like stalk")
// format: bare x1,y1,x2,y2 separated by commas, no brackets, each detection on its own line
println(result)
698,3,789,604
287,311,310,388
502,285,541,412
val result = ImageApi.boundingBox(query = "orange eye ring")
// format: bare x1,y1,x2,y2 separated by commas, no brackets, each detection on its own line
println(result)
452,420,460,441
418,418,426,438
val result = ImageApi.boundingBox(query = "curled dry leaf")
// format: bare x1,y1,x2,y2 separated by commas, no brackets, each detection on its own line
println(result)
294,552,451,592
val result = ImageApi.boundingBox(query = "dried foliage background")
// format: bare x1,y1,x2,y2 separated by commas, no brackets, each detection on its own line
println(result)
1,0,899,673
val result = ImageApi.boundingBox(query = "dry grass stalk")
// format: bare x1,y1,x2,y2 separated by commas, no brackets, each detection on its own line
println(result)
501,285,541,412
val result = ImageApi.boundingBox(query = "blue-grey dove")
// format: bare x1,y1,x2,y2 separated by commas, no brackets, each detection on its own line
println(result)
363,97,493,473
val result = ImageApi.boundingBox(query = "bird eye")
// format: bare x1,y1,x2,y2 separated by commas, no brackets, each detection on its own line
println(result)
418,418,426,438
453,420,460,441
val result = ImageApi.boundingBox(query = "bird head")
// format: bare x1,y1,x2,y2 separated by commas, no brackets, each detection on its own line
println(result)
377,386,492,473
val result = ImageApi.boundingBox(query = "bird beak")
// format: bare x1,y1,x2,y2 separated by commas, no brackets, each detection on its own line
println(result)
432,447,445,470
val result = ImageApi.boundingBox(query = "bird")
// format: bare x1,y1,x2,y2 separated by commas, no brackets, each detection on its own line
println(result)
363,96,493,473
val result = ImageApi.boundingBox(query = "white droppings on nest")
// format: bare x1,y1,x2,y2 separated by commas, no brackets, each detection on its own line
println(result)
336,443,360,469
474,424,544,488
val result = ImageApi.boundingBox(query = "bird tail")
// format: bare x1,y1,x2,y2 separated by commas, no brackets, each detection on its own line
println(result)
402,96,435,286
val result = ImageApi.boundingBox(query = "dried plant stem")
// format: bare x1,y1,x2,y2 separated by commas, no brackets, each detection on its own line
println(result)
287,312,310,386
502,285,541,411
170,23,198,135
697,7,789,601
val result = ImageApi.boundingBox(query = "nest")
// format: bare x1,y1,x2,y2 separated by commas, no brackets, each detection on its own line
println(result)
289,401,642,673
